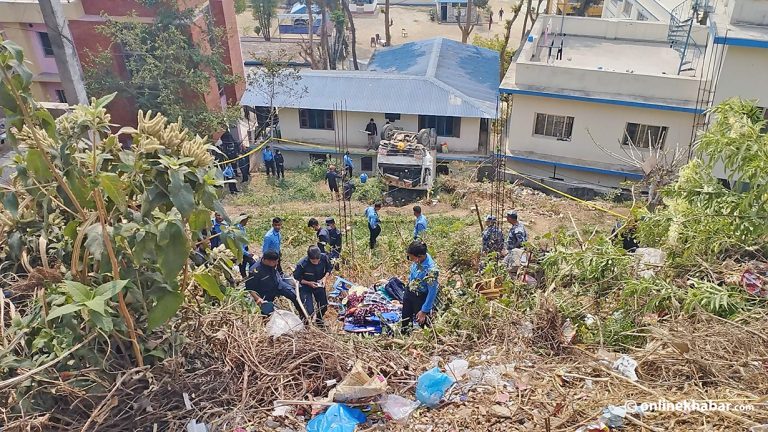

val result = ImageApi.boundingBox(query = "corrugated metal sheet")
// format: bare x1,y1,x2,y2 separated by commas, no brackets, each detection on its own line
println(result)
242,37,500,118
242,71,494,117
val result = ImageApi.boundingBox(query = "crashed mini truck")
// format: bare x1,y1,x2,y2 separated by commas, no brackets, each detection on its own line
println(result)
376,125,437,198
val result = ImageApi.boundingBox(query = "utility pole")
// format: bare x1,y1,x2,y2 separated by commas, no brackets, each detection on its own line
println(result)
38,0,88,105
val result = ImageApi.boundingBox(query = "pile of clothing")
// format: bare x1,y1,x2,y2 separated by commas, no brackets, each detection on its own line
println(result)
330,277,405,334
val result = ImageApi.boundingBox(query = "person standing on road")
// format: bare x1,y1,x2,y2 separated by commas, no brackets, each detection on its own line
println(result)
293,246,333,326
499,8,504,20
262,145,275,177
344,151,354,178
274,149,285,179
365,119,378,150
402,240,439,334
489,12,493,29
365,202,382,249
413,205,428,240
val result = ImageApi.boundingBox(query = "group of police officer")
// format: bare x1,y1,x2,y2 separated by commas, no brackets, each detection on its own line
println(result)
224,205,439,331
481,210,528,260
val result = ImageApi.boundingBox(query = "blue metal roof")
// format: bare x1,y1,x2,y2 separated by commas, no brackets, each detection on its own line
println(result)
368,38,500,113
242,38,500,118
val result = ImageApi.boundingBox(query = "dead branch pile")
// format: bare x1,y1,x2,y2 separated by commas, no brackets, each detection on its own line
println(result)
1,302,416,432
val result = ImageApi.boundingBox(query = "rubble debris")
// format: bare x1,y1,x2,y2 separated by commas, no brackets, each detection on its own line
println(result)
634,247,666,278
600,405,627,428
445,358,469,381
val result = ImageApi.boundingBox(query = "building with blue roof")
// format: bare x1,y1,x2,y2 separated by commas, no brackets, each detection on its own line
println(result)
241,37,500,169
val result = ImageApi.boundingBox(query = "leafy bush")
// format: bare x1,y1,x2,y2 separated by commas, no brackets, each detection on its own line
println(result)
308,159,330,181
352,176,386,203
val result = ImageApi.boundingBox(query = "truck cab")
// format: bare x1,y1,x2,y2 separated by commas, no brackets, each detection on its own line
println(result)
376,126,437,196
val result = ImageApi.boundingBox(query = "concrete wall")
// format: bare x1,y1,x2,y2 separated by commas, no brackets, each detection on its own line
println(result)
712,46,768,106
278,108,483,153
506,94,696,185
727,0,768,25
515,61,700,102
529,15,708,44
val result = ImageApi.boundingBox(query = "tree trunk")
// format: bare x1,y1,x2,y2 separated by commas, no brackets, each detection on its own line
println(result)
342,0,359,70
320,3,332,69
307,0,316,67
520,0,531,43
456,1,475,43
385,0,391,46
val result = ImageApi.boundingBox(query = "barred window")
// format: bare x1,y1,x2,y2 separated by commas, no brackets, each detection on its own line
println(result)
622,122,668,149
533,113,574,140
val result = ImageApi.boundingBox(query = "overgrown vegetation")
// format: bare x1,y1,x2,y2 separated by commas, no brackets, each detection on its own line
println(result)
0,38,245,416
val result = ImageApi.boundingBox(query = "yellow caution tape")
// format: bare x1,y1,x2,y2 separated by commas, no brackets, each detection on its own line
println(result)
506,167,629,220
219,136,627,220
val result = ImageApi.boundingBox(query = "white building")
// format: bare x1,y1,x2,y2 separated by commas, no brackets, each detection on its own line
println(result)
500,0,768,190
241,38,499,169
601,0,680,22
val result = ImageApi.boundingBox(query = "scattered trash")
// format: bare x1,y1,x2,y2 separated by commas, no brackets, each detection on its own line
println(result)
183,392,193,410
742,264,768,298
272,403,294,417
325,379,338,387
379,394,420,422
185,419,208,432
306,403,366,432
416,367,455,408
266,310,304,337
333,361,387,403
600,405,627,428
612,355,639,381
445,358,469,381
583,314,596,326
495,392,510,403
750,425,768,432
561,318,576,344
575,421,609,432
634,248,666,278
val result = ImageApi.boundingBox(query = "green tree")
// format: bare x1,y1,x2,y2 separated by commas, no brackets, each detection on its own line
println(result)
472,3,522,81
637,98,768,264
247,49,308,135
0,36,245,401
83,1,241,137
251,0,279,40
235,0,249,14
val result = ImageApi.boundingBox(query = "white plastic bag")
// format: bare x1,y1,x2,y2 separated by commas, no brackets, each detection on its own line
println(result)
266,309,304,337
612,355,638,381
445,359,469,381
379,394,420,422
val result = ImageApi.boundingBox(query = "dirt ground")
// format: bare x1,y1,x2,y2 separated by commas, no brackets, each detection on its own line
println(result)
236,1,538,64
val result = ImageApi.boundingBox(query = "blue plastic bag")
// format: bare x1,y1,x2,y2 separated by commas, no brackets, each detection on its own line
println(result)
415,367,455,408
359,173,368,183
306,403,367,432
223,164,235,179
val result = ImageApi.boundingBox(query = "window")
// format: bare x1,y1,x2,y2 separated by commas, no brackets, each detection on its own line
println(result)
533,113,574,140
299,109,334,130
622,1,632,16
55,89,67,104
418,115,461,138
637,11,648,20
309,153,328,162
361,156,373,171
384,113,401,122
622,122,668,149
38,32,54,57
